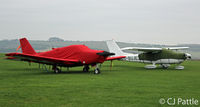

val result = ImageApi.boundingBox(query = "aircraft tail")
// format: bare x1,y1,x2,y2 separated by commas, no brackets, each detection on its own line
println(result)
20,38,36,54
106,40,125,56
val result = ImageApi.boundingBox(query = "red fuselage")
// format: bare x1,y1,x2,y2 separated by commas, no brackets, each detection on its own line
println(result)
38,45,106,65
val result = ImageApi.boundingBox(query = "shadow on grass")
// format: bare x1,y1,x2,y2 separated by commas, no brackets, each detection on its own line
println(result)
103,64,180,72
103,64,144,71
6,67,97,75
6,68,40,72
5,65,180,76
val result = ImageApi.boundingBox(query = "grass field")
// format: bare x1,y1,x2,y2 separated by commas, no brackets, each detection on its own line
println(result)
0,53,200,107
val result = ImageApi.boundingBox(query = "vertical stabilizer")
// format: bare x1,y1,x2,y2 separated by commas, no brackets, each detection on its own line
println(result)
106,40,125,56
20,38,36,54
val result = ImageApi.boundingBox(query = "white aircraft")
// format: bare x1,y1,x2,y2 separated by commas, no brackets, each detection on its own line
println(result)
106,40,192,70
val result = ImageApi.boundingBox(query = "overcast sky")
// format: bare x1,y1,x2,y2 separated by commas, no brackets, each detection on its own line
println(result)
0,0,199,44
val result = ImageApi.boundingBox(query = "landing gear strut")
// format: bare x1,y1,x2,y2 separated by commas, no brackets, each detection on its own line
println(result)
160,64,170,69
83,65,90,72
53,65,61,73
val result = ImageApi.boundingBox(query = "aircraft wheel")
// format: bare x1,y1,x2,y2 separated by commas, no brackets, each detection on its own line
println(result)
54,68,61,73
161,64,170,69
162,65,169,69
83,66,89,72
175,65,184,70
83,67,87,72
94,68,100,74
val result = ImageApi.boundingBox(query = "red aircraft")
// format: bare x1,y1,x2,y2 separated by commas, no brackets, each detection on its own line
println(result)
6,38,125,74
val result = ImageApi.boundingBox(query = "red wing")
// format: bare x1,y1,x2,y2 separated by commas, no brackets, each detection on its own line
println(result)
6,53,81,66
106,56,126,61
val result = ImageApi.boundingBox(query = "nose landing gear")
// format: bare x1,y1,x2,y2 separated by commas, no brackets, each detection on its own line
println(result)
94,64,101,74
83,64,101,74
94,68,100,74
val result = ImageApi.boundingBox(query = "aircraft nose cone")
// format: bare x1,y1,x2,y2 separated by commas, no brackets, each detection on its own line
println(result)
97,51,115,57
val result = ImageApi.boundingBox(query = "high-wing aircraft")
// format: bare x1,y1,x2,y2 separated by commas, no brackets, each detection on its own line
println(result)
6,38,125,74
106,40,191,70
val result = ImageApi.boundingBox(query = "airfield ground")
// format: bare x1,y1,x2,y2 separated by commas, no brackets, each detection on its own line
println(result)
0,54,200,107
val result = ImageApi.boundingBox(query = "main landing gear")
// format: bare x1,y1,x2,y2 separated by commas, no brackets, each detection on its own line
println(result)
145,63,157,69
160,64,170,69
53,65,61,73
175,65,184,70
83,65,90,72
83,65,101,74
52,65,101,74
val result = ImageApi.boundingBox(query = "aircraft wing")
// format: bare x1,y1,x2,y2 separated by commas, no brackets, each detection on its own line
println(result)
121,47,162,52
6,53,81,65
121,47,189,52
106,56,126,61
165,47,189,50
